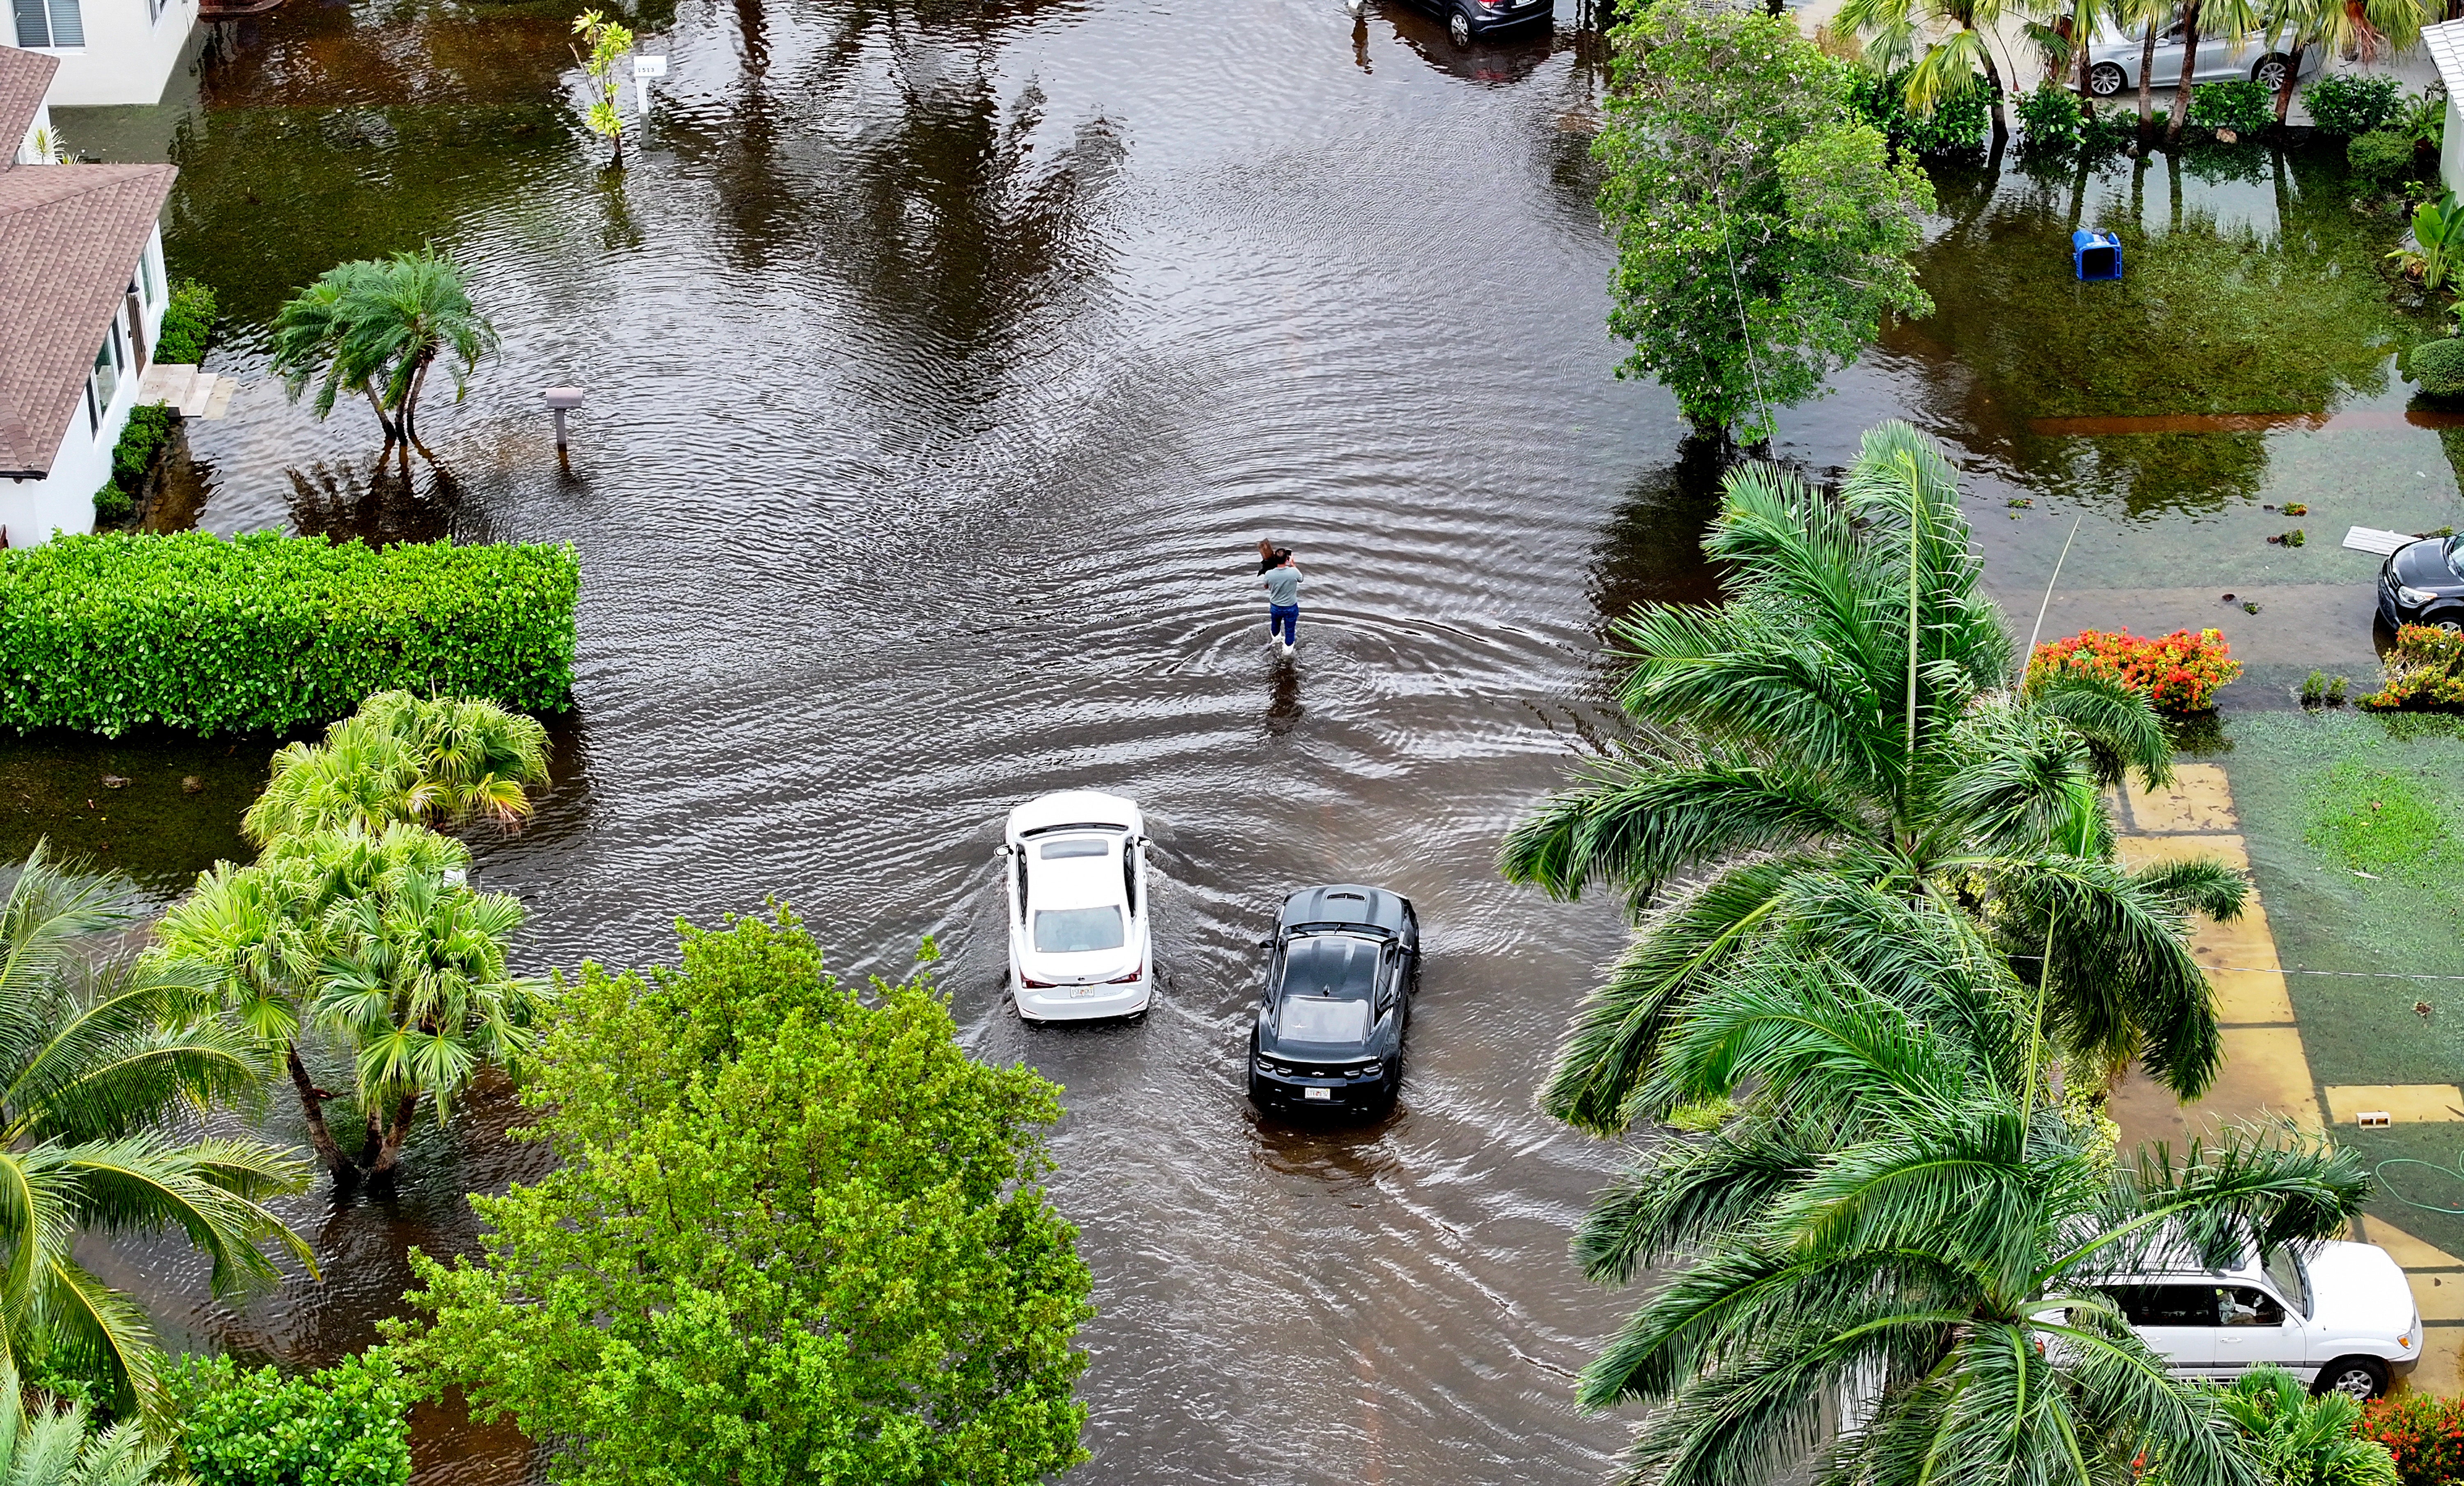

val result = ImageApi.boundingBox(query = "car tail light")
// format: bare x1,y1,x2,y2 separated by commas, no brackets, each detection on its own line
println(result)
1021,976,1057,989
1105,967,1144,984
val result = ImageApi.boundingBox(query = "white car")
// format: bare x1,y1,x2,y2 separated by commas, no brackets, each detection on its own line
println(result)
2099,1240,2421,1399
999,791,1153,1022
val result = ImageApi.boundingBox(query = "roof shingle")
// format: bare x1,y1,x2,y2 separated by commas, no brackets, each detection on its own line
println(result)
0,48,54,158
0,161,177,478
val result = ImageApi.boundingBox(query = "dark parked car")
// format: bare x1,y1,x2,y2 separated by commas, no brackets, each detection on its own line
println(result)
1248,884,1419,1115
1402,0,1550,47
2379,535,2464,631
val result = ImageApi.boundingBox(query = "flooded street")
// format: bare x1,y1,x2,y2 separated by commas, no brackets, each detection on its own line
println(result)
26,0,2464,1479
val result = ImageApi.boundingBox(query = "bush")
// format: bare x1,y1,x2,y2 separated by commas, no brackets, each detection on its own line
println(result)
2308,74,2404,136
2360,1390,2464,1485
2026,627,2244,711
2351,127,2419,182
2018,82,2085,152
2411,337,2464,396
1847,67,1991,154
2359,622,2464,710
2083,104,2140,152
156,278,217,364
0,532,577,736
166,1351,412,1486
2189,79,2274,135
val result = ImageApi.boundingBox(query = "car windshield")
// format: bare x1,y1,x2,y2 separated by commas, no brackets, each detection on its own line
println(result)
1033,906,1124,953
1278,934,1381,1000
1278,996,1371,1043
2447,536,2464,580
2263,1247,2312,1319
1039,837,1109,859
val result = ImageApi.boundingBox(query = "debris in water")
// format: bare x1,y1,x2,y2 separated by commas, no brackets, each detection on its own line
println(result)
2243,601,2262,613
2418,1001,2434,1019
181,776,202,793
101,775,127,788
2220,593,2236,602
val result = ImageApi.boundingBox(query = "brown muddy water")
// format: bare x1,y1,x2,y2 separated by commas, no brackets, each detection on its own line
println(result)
30,0,2464,1480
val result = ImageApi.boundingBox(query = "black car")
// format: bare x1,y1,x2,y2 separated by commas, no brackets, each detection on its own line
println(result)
1248,884,1419,1115
2380,535,2464,630
1404,0,1551,47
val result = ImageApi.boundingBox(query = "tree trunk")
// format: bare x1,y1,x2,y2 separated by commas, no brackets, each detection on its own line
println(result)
2136,23,2159,142
368,1093,421,1178
362,384,399,443
400,352,434,447
2166,0,2202,145
1977,31,2011,145
283,1043,358,1183
2077,5,2095,96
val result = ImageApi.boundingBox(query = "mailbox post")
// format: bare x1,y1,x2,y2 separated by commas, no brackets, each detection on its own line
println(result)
633,54,667,117
541,387,586,453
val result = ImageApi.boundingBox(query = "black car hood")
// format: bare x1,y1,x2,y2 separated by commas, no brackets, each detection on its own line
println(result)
2392,538,2463,592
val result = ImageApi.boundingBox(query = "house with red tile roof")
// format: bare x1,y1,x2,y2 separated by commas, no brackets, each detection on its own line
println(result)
0,44,174,543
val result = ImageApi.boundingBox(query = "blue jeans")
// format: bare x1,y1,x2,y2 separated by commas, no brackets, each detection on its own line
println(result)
1268,604,1298,645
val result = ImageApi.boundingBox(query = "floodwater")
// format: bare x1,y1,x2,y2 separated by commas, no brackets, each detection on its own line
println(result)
29,0,2464,1480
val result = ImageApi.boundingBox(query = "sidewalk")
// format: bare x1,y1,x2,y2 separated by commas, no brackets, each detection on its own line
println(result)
2105,764,2464,1396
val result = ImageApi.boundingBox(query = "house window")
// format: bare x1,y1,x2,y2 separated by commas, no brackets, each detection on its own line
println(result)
11,0,84,48
89,323,121,426
138,244,159,306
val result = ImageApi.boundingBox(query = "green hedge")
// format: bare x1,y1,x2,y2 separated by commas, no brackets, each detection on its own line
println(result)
2414,338,2464,396
0,532,577,736
156,278,216,364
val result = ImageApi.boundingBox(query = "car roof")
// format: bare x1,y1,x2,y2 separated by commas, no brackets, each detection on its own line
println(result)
1027,840,1127,912
1278,883,1411,936
1007,789,1142,841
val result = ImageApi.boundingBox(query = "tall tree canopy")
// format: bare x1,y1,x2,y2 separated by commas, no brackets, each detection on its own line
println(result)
385,911,1094,1486
1503,421,2245,1133
1595,0,1933,443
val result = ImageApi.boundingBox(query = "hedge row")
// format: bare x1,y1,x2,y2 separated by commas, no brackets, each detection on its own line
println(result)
0,532,577,736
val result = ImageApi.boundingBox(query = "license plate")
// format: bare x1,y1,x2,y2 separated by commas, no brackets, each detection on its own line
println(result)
1304,1087,1332,1101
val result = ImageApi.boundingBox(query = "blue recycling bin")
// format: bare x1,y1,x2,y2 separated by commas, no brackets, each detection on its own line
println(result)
2071,230,2122,282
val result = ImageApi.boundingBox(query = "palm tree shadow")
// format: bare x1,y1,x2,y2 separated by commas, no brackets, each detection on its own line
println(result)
284,453,495,546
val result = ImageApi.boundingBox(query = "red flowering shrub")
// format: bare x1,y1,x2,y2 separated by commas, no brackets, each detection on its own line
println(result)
2025,628,2244,713
2359,624,2464,711
2359,1390,2464,1486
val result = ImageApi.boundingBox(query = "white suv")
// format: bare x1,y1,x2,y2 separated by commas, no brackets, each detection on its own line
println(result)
2099,1241,2421,1399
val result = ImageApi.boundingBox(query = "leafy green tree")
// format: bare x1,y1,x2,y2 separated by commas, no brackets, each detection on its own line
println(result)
0,849,306,1422
164,1351,413,1486
270,249,497,450
1571,931,2366,1486
1593,0,1933,444
2203,1366,2397,1486
2163,0,2264,145
384,911,1094,1486
148,825,545,1186
241,691,551,846
0,1359,173,1486
1501,421,2246,1135
570,9,633,166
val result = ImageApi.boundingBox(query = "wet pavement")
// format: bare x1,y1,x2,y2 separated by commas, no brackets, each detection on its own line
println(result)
31,0,2464,1480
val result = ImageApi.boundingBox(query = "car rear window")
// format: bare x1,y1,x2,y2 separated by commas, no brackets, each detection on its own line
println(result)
1278,996,1370,1043
1039,838,1109,859
1279,935,1381,1001
1034,906,1124,952
2109,1284,2224,1327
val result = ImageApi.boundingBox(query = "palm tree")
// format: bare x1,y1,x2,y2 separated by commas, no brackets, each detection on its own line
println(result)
242,691,551,847
2208,1367,2398,1486
2260,0,2428,126
1501,421,2246,1136
149,825,547,1186
269,249,497,451
1572,939,2368,1486
0,849,307,1424
2165,0,2265,145
0,1359,173,1485
342,246,497,450
270,261,399,442
1837,0,2028,144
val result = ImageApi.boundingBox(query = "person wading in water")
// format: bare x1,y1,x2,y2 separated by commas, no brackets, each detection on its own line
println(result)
1256,539,1301,658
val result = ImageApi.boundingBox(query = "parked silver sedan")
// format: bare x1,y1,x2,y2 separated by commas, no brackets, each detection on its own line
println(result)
2080,21,2322,99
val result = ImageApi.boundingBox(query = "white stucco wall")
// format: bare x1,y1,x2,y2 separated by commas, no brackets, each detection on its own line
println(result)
11,97,51,163
15,0,196,108
0,226,167,545
2446,93,2464,201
